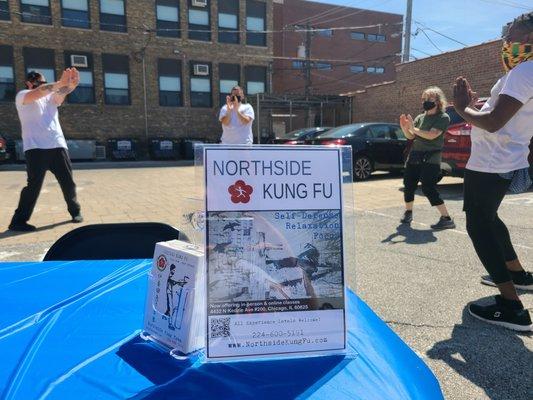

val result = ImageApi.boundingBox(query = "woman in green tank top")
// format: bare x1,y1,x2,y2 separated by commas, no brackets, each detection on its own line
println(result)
398,86,455,230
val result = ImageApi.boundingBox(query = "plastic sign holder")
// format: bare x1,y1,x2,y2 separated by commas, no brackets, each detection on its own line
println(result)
198,144,356,362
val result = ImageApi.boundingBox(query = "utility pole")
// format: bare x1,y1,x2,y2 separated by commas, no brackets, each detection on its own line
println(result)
304,22,312,127
402,0,413,62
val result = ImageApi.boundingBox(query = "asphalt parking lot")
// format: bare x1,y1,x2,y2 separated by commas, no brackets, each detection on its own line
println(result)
0,161,531,400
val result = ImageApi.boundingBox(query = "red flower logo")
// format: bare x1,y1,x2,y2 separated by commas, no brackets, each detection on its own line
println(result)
157,255,167,271
228,180,253,204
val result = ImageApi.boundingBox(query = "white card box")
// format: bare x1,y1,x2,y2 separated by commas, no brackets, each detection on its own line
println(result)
142,240,206,355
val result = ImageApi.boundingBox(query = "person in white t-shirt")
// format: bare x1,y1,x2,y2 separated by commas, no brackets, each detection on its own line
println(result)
219,86,255,144
453,12,532,331
8,69,83,232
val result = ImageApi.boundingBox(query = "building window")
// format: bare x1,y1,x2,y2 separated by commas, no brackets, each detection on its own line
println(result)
218,0,239,44
292,61,304,69
317,28,332,37
351,32,365,40
100,0,126,32
190,61,212,107
314,62,331,71
350,65,364,73
158,58,182,107
20,0,52,25
61,0,90,29
188,0,210,42
64,52,95,103
24,47,56,83
156,0,180,38
245,65,266,95
367,66,385,74
246,0,266,47
102,54,129,105
219,63,239,107
0,46,15,101
0,0,10,21
367,34,386,42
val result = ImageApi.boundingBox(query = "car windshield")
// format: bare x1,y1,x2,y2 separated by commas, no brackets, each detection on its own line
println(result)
315,124,365,139
278,128,324,139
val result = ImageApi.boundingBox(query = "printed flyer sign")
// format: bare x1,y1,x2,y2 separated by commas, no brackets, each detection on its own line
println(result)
204,146,346,360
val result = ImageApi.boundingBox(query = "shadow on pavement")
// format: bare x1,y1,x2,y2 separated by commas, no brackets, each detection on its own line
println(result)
0,220,72,239
381,223,437,245
427,301,532,400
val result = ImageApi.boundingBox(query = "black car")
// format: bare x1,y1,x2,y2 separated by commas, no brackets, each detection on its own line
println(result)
0,134,9,163
270,127,332,144
306,123,408,180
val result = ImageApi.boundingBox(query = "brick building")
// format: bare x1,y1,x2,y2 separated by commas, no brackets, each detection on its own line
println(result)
0,0,273,149
272,0,403,95
350,40,504,123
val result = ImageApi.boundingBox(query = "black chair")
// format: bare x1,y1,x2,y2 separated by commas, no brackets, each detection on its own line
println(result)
43,222,189,261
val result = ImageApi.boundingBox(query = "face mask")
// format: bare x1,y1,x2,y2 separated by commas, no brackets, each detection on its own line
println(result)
501,41,532,72
422,101,436,111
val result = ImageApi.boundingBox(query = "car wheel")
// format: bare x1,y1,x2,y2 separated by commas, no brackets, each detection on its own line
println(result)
353,155,373,180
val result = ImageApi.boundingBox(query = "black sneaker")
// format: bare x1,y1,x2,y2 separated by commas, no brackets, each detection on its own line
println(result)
481,271,533,291
8,222,37,232
468,295,532,332
431,216,456,230
71,214,84,223
400,211,413,224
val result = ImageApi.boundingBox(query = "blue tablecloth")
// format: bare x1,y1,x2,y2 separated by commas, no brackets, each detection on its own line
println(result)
0,260,443,400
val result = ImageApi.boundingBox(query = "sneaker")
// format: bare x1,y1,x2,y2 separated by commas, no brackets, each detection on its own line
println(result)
400,211,413,224
481,271,533,291
468,295,532,332
71,214,84,223
8,222,37,232
431,216,455,230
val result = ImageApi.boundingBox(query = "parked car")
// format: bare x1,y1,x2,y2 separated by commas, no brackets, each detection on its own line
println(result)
270,127,332,144
442,100,533,177
441,100,485,177
306,122,408,180
0,134,9,163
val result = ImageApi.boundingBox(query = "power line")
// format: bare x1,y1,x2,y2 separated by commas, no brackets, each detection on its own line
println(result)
416,28,443,53
411,47,433,57
285,58,398,93
282,57,398,93
413,21,468,46
477,0,532,10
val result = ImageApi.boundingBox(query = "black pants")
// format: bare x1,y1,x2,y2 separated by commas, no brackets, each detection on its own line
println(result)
11,148,80,224
403,162,444,206
463,169,517,284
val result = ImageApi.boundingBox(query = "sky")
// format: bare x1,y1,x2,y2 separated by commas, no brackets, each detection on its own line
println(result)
307,0,531,60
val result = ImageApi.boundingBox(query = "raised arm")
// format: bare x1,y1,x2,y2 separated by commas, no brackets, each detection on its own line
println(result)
235,101,253,124
406,114,445,140
52,68,80,106
399,114,415,140
219,96,233,126
453,76,523,133
22,69,72,105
